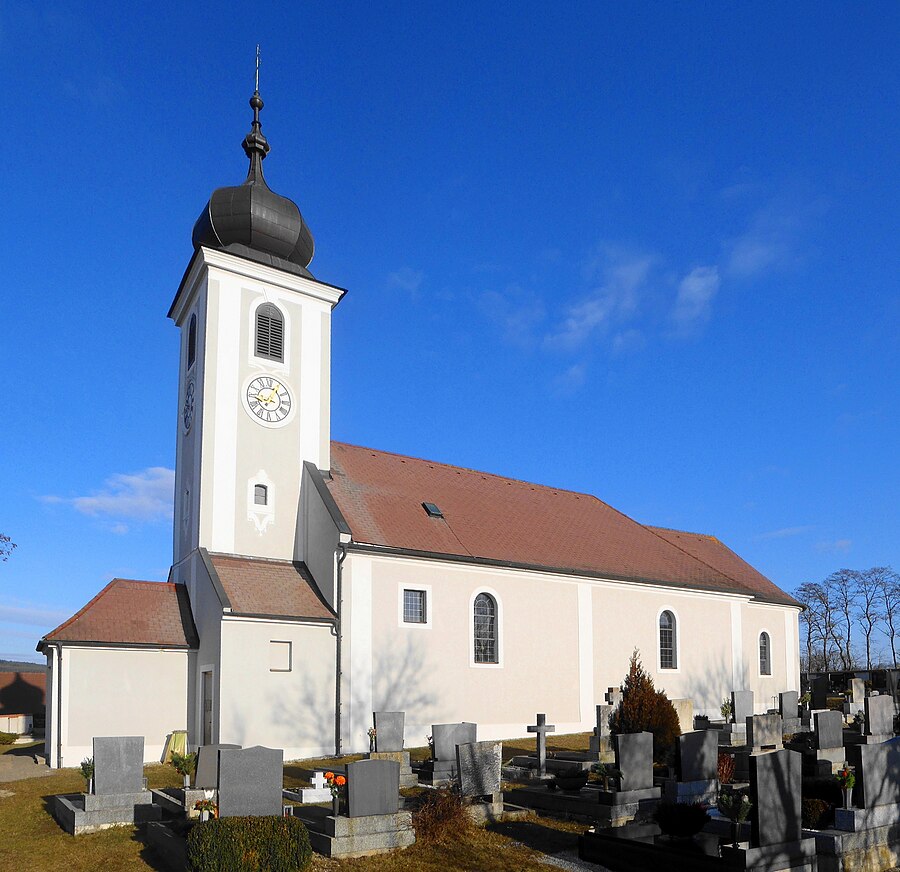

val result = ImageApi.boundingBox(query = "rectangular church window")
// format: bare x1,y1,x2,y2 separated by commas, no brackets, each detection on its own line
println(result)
269,640,292,672
403,589,427,624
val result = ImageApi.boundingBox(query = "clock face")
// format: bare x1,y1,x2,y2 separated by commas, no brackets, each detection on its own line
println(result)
182,380,195,433
246,375,293,425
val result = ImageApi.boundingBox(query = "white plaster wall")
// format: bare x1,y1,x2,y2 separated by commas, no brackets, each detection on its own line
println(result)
296,464,341,607
342,553,584,752
59,647,190,766
218,617,336,760
742,602,800,712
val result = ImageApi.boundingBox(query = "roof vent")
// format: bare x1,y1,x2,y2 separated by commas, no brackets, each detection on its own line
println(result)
422,502,443,518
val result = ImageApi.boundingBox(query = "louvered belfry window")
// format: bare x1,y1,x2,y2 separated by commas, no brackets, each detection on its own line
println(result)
474,593,498,663
187,314,197,368
255,303,284,361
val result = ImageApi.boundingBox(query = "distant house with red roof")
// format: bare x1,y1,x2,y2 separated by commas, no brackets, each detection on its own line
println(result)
38,92,801,766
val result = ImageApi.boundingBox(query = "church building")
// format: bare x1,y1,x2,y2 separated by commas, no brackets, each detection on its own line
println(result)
38,90,802,767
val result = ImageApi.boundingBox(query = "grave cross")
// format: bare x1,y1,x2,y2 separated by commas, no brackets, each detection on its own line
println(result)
527,713,556,776
311,771,328,790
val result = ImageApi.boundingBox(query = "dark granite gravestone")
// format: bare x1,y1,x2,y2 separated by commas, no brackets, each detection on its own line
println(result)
614,732,654,791
747,713,783,750
456,740,502,797
853,741,900,807
346,758,400,817
814,710,843,750
93,736,144,795
194,743,241,789
675,730,718,782
432,722,477,763
731,690,754,724
217,746,283,818
865,695,895,736
373,711,405,752
811,675,830,710
779,691,799,719
751,749,802,847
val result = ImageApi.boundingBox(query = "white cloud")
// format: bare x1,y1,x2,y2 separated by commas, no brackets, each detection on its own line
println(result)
723,204,801,279
42,467,174,524
545,248,655,351
0,602,71,628
671,266,720,334
552,363,587,395
815,538,853,554
756,525,815,541
479,285,546,348
387,267,425,296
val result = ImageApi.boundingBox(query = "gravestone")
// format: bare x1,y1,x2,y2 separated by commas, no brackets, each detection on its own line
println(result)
606,686,623,708
675,730,718,782
527,713,556,776
751,749,802,847
814,710,843,751
217,746,283,818
779,691,799,719
671,698,694,735
456,740,502,797
614,731,654,791
346,758,400,818
865,695,894,738
373,711,404,752
589,704,615,757
194,743,241,789
811,675,830,710
747,713,783,751
433,722,477,762
731,690,754,724
851,741,900,808
93,736,144,795
849,678,865,704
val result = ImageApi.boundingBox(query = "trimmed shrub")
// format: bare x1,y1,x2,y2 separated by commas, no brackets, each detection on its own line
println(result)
0,732,16,745
410,788,472,843
611,649,681,763
801,798,831,829
186,816,312,872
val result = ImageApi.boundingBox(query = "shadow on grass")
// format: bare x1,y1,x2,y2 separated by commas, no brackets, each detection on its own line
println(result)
489,818,581,856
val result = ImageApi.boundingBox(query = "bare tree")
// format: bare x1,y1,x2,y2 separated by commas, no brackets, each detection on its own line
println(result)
0,534,14,562
829,570,858,670
876,567,900,668
796,581,838,671
854,567,884,670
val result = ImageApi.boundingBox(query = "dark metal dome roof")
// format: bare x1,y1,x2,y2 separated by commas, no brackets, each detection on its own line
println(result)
192,90,315,278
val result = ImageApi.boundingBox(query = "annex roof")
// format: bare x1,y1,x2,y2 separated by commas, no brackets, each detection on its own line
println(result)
40,580,198,648
327,441,799,607
207,553,335,621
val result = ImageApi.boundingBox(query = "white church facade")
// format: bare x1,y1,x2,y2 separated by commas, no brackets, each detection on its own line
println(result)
38,89,801,767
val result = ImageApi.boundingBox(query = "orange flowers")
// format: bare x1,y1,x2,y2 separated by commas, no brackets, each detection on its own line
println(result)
335,775,346,786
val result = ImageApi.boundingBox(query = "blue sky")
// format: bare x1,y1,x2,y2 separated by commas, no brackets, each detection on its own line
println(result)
1,3,897,662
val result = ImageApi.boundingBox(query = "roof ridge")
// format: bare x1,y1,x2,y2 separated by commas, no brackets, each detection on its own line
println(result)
645,524,717,540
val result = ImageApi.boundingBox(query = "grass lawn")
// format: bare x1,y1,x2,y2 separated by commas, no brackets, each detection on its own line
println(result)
1,733,593,872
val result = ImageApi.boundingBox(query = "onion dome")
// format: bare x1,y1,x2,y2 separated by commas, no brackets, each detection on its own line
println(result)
192,89,315,278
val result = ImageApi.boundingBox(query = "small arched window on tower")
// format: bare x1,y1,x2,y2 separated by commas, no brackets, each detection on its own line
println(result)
473,593,498,664
659,610,677,669
759,632,771,675
187,314,197,369
255,303,284,362
253,484,268,506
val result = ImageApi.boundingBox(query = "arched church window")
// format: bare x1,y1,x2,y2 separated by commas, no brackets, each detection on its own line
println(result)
255,303,284,361
254,484,268,506
759,632,771,675
474,593,498,663
187,314,197,368
659,610,677,669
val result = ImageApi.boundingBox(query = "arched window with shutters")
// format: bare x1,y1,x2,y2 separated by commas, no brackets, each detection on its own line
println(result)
187,313,197,369
759,631,771,675
659,609,677,669
255,302,284,362
473,592,499,664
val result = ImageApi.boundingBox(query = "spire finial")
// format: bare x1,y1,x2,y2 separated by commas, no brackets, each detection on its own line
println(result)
243,44,270,182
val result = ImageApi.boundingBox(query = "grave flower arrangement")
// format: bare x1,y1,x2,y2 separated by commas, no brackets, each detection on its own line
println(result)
367,726,377,751
853,711,865,730
835,765,855,789
718,789,752,847
590,762,621,792
720,698,733,720
171,750,198,788
80,757,94,793
324,771,347,816
799,691,812,707
194,798,218,822
426,734,434,758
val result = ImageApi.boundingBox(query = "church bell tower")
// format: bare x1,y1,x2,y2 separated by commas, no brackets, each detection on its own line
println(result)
168,87,345,567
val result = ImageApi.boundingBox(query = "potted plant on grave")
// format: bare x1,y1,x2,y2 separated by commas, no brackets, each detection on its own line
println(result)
655,801,710,840
367,726,377,752
324,771,346,816
80,757,94,795
853,711,865,731
590,762,621,792
194,798,217,822
426,734,434,759
799,691,812,713
720,698,733,721
835,765,856,810
718,789,753,848
171,751,197,788
553,767,589,793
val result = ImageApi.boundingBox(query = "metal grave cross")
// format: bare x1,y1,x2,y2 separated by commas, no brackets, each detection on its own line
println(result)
311,771,328,790
527,713,556,776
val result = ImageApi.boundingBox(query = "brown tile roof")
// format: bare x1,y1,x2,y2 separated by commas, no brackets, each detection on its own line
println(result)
42,580,198,647
646,526,801,607
208,553,335,621
327,442,797,606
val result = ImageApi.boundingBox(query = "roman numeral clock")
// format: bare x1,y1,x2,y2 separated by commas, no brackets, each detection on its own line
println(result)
244,374,294,426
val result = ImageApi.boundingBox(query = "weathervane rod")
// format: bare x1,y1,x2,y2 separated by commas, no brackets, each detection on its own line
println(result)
255,44,260,93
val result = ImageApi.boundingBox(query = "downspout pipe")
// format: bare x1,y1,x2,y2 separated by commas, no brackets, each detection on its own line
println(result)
334,542,348,756
55,643,63,769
